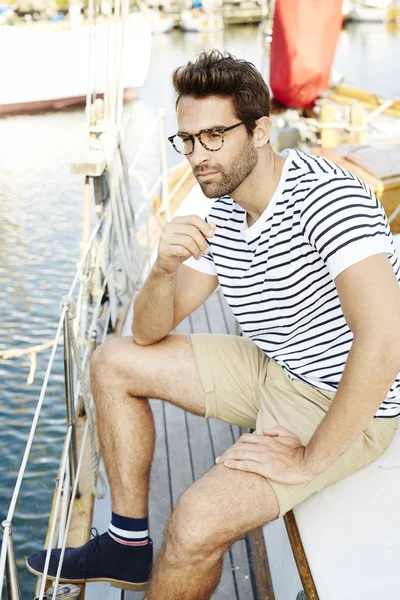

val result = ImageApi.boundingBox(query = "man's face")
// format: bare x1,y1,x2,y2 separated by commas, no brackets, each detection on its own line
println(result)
176,96,258,199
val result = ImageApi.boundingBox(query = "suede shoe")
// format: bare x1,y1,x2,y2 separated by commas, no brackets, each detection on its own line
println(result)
26,529,152,591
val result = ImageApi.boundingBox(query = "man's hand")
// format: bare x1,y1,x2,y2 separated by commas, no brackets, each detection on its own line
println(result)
215,427,314,485
156,215,216,275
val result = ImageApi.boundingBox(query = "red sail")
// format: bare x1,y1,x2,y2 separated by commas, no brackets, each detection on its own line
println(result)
270,0,343,109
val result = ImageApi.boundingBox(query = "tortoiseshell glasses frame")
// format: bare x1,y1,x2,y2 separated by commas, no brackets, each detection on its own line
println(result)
168,120,250,156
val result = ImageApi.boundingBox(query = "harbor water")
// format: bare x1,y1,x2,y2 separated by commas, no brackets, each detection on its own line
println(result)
0,21,399,597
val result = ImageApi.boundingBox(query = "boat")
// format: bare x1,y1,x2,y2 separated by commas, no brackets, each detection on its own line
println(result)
180,7,224,32
347,0,400,22
139,4,175,34
0,11,152,117
148,10,174,33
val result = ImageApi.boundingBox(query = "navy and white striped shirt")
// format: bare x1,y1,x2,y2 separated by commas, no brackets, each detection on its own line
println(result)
185,149,400,418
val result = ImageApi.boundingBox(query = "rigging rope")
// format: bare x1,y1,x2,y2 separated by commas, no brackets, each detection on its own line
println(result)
61,295,107,500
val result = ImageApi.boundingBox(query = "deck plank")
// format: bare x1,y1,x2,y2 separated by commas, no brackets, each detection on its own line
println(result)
125,291,260,600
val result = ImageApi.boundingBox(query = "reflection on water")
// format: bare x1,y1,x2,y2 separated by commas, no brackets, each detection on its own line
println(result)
0,22,399,596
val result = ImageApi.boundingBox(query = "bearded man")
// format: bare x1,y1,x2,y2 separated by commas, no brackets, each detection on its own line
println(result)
28,50,400,600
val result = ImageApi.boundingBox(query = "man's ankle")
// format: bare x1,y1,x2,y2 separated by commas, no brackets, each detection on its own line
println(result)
108,512,150,547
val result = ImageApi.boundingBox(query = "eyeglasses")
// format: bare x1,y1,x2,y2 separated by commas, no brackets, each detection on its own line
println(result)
168,120,249,156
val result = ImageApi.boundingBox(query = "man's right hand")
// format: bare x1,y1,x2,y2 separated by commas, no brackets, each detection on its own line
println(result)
156,215,216,275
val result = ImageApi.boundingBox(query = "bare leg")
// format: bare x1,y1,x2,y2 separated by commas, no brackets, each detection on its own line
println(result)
90,334,207,518
145,464,279,600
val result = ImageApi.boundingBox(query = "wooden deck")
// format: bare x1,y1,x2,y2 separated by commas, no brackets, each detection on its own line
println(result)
118,288,274,600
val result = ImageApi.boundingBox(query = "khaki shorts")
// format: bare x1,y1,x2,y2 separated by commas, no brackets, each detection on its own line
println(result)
191,333,399,518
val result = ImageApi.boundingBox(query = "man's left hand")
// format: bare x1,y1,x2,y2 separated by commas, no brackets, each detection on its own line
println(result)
215,426,315,485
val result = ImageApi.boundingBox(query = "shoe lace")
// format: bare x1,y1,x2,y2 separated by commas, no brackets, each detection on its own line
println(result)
83,527,102,575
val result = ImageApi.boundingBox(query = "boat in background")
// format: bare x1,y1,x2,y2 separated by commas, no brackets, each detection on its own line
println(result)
0,11,152,117
348,0,400,22
180,7,224,32
148,9,174,33
139,1,175,34
180,0,223,32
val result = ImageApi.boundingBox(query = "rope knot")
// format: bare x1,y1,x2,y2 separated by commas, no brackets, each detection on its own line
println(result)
61,296,76,320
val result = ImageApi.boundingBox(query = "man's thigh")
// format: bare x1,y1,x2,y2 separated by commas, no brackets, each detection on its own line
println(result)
190,333,269,429
96,333,207,416
255,359,399,518
172,463,279,548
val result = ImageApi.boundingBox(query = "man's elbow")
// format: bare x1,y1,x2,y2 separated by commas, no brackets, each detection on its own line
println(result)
131,324,169,347
131,323,151,346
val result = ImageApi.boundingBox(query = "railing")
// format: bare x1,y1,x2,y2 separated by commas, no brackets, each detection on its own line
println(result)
0,90,192,597
0,204,114,599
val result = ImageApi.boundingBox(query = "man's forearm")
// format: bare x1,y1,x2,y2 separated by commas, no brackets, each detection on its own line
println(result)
132,262,176,345
304,333,400,476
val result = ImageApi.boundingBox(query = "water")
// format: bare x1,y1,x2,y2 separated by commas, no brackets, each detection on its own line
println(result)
0,21,399,597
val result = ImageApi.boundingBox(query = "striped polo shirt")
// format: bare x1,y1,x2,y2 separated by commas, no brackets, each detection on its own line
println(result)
185,149,400,418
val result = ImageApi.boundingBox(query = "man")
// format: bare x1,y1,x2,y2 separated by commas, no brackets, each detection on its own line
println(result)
28,50,400,599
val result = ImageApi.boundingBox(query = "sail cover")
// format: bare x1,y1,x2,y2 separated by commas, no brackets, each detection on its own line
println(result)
270,0,343,109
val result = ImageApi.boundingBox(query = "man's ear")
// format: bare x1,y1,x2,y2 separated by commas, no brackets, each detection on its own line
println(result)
253,116,272,148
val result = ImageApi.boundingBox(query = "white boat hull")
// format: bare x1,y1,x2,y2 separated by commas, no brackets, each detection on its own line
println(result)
180,10,224,32
348,6,390,21
0,13,152,116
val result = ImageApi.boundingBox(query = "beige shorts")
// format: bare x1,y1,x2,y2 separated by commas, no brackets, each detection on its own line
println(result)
191,333,399,518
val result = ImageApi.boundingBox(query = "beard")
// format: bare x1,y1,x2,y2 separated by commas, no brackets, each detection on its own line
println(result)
194,140,258,199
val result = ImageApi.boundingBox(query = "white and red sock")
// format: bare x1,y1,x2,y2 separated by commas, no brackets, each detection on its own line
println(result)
108,512,149,547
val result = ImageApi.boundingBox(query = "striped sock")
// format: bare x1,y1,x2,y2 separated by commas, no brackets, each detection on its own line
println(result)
108,512,149,547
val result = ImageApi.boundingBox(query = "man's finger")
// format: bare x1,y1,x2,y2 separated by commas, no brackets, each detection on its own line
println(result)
222,459,264,476
173,215,216,238
216,447,263,464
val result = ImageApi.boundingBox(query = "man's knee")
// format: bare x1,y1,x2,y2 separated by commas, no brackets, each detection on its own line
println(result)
90,336,148,389
164,466,279,563
166,491,226,563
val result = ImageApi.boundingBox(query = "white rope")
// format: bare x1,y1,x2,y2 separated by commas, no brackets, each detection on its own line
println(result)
366,98,396,123
98,128,144,296
62,295,107,500
0,310,66,597
51,419,90,599
303,117,366,132
36,428,72,600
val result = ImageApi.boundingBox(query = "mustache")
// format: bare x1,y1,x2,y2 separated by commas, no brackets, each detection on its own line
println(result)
194,166,221,176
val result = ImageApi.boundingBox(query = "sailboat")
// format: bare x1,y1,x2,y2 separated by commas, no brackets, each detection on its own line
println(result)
348,0,400,22
0,10,152,117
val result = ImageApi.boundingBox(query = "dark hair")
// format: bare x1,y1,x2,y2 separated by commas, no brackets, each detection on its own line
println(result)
172,50,271,135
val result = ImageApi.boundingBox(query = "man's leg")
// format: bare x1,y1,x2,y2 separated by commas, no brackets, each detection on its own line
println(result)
90,333,208,519
27,333,210,586
145,462,279,600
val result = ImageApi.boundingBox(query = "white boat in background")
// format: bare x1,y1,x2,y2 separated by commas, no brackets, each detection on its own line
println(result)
148,9,174,33
139,2,174,34
0,12,152,117
348,0,400,22
180,8,224,32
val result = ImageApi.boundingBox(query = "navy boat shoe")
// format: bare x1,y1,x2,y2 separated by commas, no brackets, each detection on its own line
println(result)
26,529,153,592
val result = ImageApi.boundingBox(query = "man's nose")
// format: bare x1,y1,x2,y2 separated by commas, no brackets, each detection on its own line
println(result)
189,137,210,166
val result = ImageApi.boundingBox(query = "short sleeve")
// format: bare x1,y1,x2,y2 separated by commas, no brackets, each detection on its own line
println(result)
300,174,393,280
183,249,217,276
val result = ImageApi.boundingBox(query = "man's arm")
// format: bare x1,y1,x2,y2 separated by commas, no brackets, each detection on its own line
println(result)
132,215,218,346
216,253,400,484
303,252,400,475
